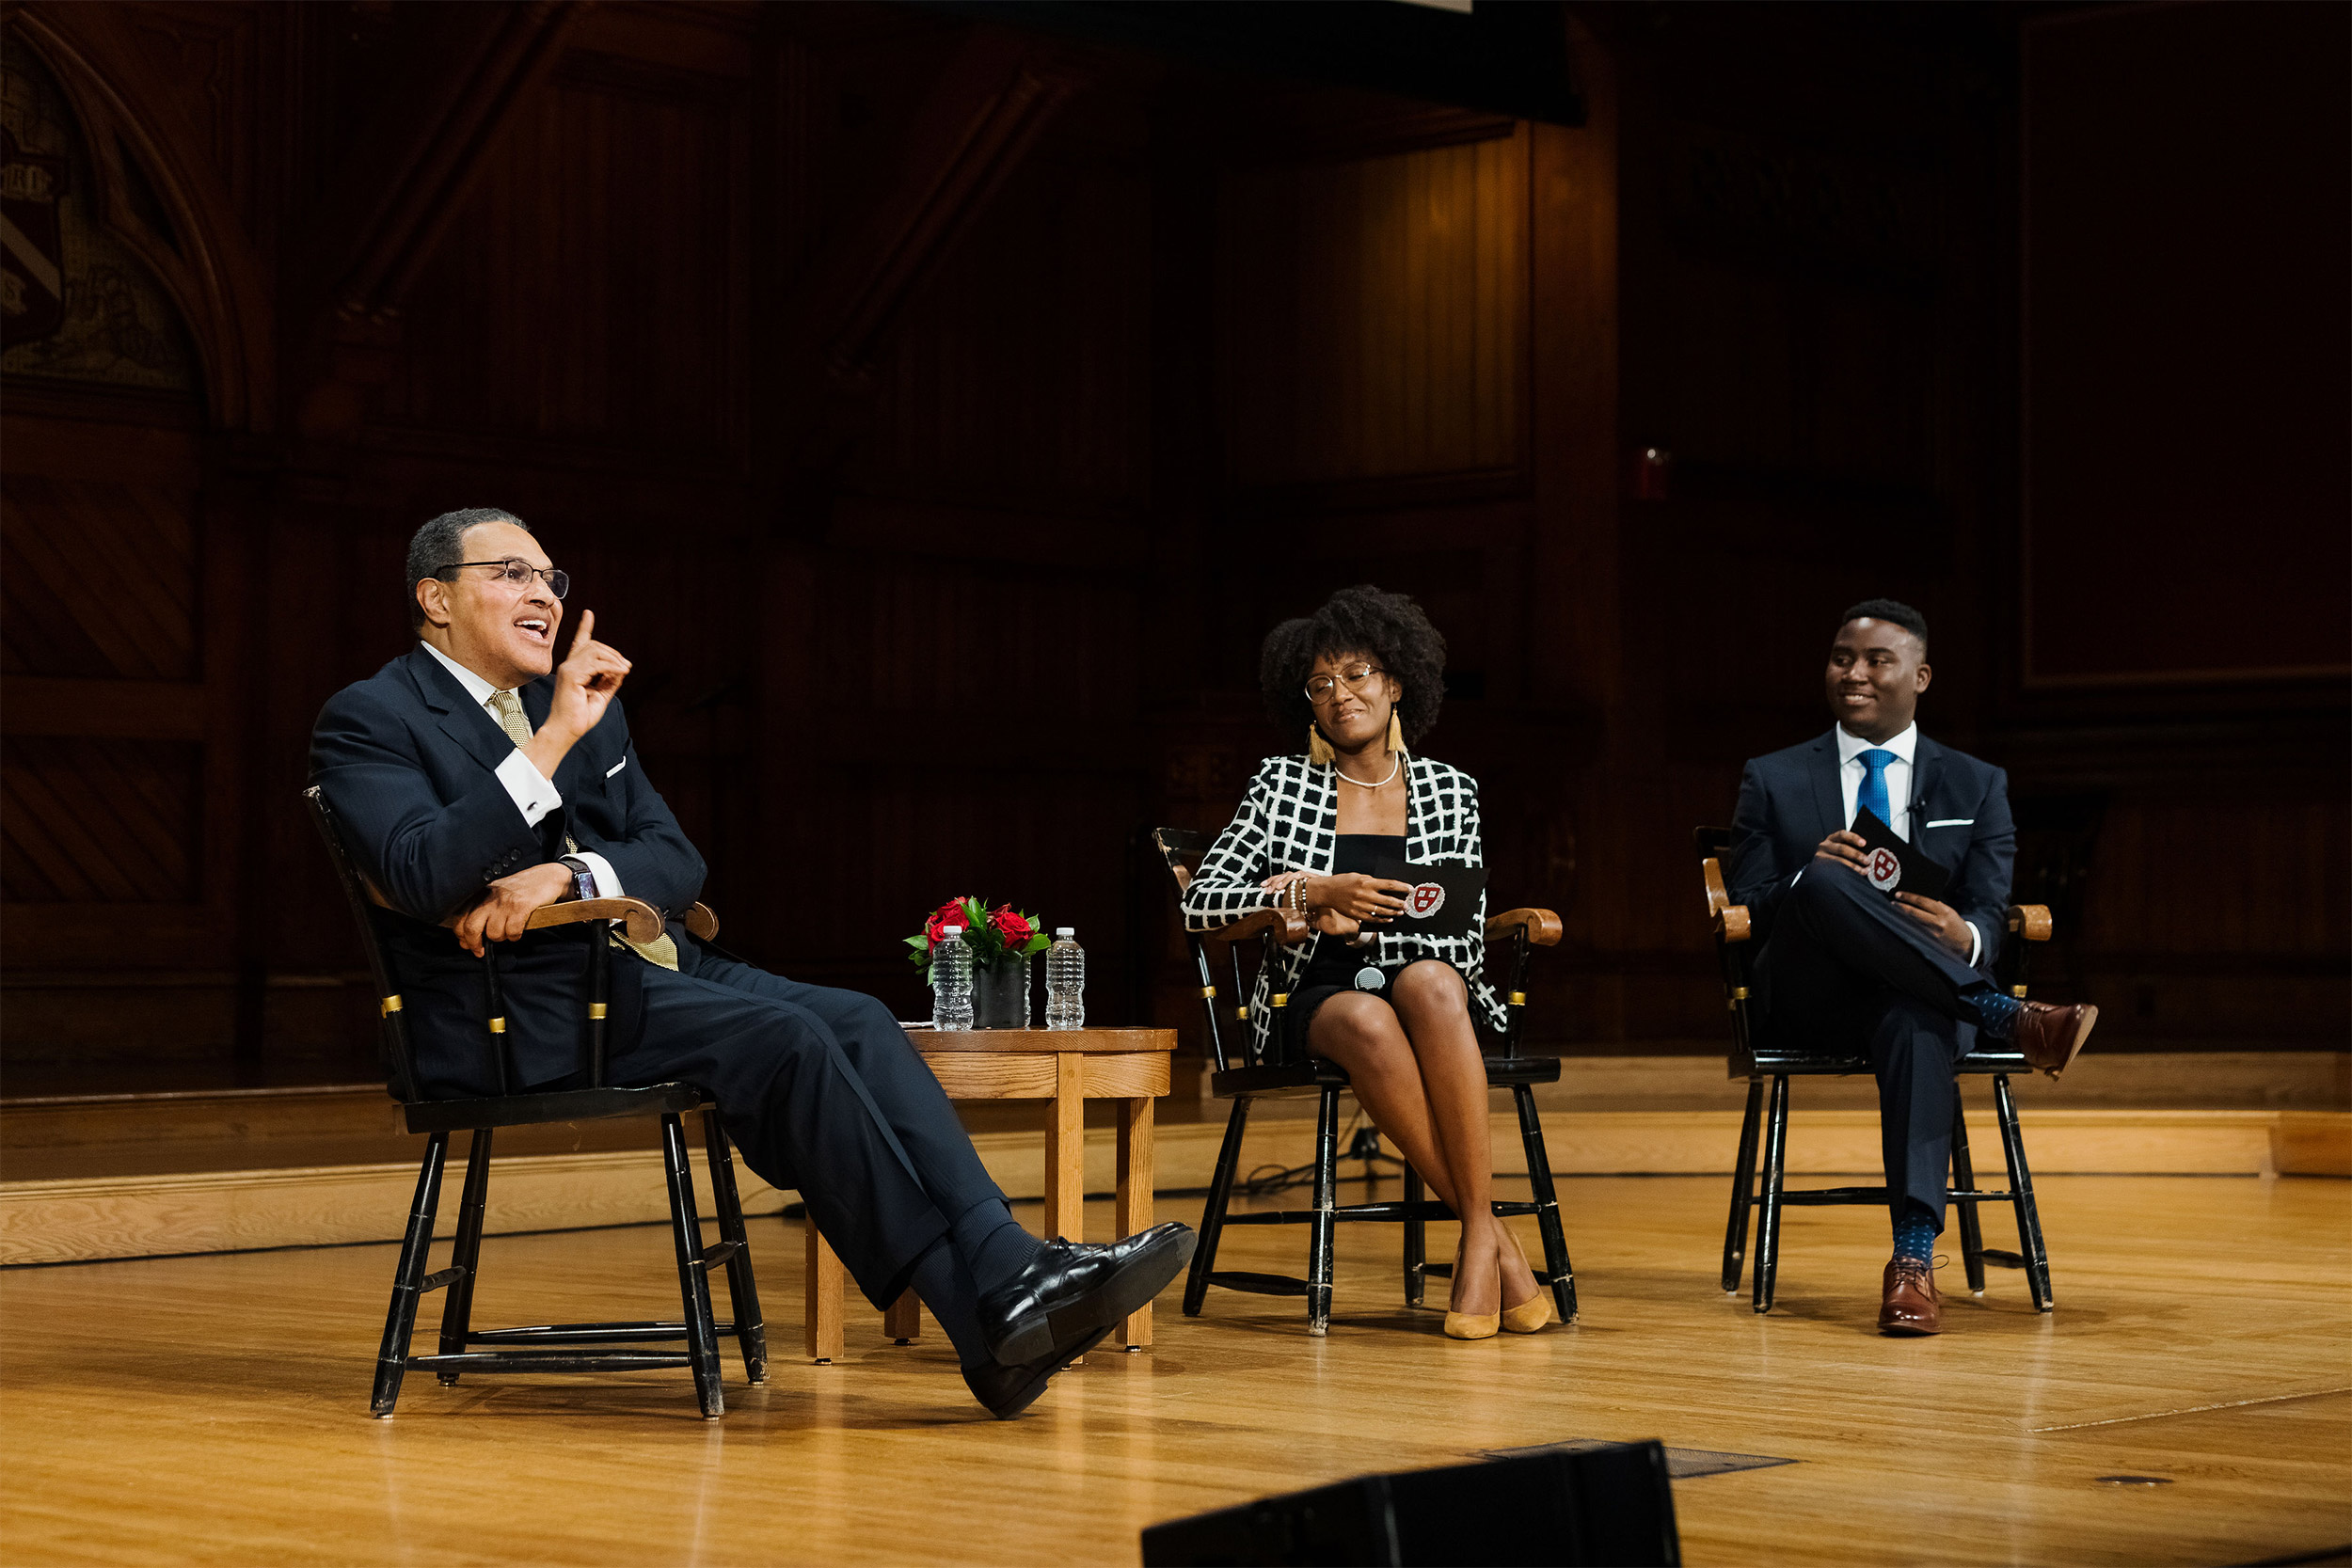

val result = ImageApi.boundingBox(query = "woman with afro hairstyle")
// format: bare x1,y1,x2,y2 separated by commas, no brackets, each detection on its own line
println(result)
1179,585,1549,1338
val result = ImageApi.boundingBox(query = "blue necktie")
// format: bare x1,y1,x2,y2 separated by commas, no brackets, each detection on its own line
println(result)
1855,749,1897,832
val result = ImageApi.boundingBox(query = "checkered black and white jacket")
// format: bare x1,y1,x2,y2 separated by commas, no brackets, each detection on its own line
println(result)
1180,752,1504,1057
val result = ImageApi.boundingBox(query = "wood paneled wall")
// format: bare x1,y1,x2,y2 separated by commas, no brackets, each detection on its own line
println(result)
0,0,2340,1096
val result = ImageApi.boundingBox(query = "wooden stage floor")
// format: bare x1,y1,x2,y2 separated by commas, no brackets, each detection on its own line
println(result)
4,1173,2346,1566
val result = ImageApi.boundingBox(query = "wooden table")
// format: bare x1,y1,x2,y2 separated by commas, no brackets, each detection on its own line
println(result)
803,1026,1178,1362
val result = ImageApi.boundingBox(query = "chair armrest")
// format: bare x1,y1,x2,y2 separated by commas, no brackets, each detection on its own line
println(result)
1702,858,1754,943
525,897,667,945
1200,908,1312,946
685,903,718,941
1485,907,1563,946
2007,905,2053,942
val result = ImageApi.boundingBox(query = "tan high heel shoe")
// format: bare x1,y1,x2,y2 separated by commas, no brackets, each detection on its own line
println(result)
1443,1307,1501,1339
1442,1241,1501,1339
1499,1229,1553,1333
1501,1293,1554,1334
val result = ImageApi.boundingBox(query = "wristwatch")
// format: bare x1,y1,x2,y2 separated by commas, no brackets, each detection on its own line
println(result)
558,855,596,903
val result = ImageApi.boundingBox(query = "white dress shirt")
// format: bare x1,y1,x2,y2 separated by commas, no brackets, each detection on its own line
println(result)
417,641,625,898
1807,720,1981,967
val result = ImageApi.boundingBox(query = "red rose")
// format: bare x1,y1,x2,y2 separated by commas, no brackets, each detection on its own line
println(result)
989,906,1033,950
928,898,975,947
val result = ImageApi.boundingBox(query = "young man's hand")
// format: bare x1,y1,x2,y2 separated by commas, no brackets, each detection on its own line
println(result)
1895,892,1973,958
1813,829,1870,873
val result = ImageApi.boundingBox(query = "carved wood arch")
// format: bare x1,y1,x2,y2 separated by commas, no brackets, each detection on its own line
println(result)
8,4,274,432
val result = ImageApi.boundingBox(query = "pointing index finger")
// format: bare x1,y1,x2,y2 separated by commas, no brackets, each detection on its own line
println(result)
571,608,596,652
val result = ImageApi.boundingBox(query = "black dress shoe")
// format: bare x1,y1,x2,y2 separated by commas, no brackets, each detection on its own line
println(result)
979,1222,1195,1368
964,1324,1114,1419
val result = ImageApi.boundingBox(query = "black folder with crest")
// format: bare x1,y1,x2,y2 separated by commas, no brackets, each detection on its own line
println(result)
1850,806,1951,900
1369,858,1488,940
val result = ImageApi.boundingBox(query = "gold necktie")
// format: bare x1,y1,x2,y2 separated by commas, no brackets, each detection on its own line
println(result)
486,689,532,748
485,689,678,970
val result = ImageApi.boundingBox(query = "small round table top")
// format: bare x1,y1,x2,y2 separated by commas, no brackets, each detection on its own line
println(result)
904,1026,1177,1054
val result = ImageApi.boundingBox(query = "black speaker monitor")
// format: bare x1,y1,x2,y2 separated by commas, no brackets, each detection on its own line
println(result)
1139,1440,1680,1567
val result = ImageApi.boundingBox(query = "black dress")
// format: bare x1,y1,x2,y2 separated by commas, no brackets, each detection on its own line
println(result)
1285,832,1416,1055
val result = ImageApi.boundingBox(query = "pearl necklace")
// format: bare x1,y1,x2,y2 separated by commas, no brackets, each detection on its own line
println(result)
1336,751,1403,788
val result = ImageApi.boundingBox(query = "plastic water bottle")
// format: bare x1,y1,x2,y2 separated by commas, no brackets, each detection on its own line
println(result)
931,926,974,1031
1045,927,1085,1030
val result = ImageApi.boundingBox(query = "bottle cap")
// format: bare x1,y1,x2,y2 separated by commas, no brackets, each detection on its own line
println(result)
941,926,963,937
1056,927,1074,937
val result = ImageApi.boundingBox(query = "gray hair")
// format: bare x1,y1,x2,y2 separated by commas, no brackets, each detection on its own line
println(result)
405,507,529,629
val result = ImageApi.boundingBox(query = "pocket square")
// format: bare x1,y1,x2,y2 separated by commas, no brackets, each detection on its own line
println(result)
605,757,628,778
1923,817,1973,828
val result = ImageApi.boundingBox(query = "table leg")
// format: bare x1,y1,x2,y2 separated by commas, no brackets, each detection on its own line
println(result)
883,1290,922,1344
1116,1094,1153,1349
803,1217,843,1364
1042,1053,1085,1243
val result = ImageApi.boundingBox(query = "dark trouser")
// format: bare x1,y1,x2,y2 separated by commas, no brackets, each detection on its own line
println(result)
1754,865,1991,1228
597,942,1006,1311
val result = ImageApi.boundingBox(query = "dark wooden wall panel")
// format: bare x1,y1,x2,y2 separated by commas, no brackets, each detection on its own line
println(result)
1,479,198,681
1217,128,1527,491
2022,1,2351,689
383,53,749,459
847,139,1153,509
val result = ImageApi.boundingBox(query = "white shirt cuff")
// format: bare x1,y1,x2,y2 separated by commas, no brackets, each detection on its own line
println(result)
1966,921,1983,968
494,748,561,828
570,849,624,899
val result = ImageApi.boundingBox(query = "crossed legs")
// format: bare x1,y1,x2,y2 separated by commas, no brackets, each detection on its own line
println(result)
1306,960,1538,1318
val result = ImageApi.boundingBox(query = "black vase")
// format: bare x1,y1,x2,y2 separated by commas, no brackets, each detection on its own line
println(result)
971,956,1032,1029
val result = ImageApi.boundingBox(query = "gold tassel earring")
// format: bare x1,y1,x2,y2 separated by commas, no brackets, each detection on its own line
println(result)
1386,710,1404,755
1307,724,1336,765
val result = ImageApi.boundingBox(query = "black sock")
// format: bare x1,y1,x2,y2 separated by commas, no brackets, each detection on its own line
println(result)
949,1197,1043,1295
1892,1200,1937,1264
910,1239,996,1370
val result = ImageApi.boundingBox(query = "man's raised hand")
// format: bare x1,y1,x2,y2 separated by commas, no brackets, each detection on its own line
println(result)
548,608,630,738
520,609,631,779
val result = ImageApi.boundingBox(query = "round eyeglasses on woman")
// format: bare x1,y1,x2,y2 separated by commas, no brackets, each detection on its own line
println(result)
436,557,569,599
1304,662,1387,705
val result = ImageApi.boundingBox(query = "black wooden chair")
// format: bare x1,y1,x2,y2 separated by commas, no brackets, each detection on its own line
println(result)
1152,827,1577,1336
1694,826,2057,1316
306,786,766,1418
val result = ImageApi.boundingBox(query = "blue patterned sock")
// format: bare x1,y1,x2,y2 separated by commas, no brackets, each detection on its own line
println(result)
1892,1203,1938,1264
1967,987,2023,1039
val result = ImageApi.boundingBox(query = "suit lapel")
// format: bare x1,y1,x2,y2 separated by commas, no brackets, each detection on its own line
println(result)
406,648,515,779
1910,735,1952,865
1909,735,1943,819
1807,730,1846,841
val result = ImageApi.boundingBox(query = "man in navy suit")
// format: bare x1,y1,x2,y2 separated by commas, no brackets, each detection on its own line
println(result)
1728,598,2096,1335
310,508,1190,1417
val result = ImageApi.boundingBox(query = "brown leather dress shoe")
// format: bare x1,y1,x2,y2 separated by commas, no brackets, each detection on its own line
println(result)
2012,1000,2098,1080
1878,1258,1941,1336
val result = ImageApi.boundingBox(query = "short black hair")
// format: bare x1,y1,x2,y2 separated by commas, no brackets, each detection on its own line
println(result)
1839,596,1928,651
405,507,528,629
1260,584,1448,750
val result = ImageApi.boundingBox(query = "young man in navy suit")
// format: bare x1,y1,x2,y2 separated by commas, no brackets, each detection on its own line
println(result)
1727,599,2096,1335
310,508,1191,1417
